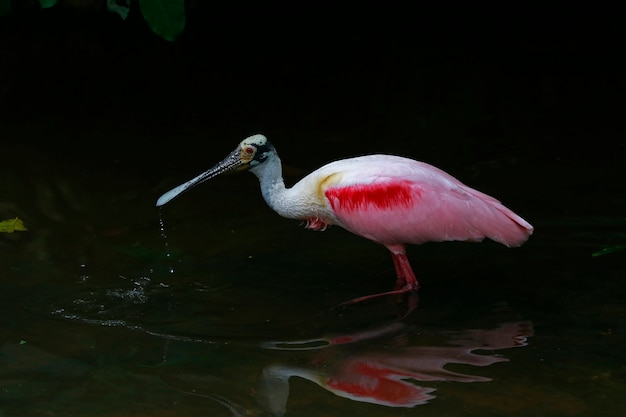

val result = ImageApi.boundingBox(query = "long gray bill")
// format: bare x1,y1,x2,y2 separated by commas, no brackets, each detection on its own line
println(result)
156,171,211,207
156,149,243,207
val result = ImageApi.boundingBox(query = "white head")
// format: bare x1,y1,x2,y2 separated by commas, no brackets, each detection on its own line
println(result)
238,134,277,169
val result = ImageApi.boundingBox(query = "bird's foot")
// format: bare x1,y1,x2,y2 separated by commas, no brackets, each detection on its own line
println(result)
394,278,419,292
338,284,419,307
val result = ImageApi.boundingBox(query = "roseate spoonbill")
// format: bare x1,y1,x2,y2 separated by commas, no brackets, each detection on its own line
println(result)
156,134,533,304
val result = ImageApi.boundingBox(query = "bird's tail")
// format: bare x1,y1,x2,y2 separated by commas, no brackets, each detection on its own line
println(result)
468,188,534,247
490,206,534,247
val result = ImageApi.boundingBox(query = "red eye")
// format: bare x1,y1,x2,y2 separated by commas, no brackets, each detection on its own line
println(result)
244,146,254,154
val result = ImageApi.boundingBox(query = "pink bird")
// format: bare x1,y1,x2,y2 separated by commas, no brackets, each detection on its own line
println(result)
156,134,533,305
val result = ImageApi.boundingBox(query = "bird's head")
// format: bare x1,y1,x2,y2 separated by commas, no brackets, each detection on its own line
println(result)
238,134,276,168
156,134,275,207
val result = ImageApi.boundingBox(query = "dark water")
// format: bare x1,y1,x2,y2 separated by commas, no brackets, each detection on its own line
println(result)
2,7,625,417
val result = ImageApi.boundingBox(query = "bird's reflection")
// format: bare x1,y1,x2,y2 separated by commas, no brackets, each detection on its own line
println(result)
257,320,533,415
35,271,533,416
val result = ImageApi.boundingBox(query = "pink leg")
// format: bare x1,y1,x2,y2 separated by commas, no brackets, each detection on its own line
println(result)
391,252,419,291
339,246,419,306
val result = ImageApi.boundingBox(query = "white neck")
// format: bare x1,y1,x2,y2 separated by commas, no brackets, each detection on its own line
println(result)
249,153,325,221
249,154,292,217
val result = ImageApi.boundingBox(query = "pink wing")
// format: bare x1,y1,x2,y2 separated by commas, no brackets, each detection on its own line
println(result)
318,155,533,247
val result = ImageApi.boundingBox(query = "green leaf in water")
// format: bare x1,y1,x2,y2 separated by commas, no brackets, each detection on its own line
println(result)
592,245,626,257
138,0,185,42
0,217,28,233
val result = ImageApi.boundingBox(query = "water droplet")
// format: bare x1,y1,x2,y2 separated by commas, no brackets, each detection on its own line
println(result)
158,209,176,276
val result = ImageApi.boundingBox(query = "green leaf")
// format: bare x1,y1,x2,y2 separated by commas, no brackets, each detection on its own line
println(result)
107,0,131,20
138,0,185,42
592,245,626,257
0,218,28,233
39,0,58,8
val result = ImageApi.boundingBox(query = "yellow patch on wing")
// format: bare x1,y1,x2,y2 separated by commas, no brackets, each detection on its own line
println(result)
317,172,343,203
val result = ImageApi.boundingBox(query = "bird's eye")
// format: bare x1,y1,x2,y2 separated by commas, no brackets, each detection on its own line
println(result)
244,146,255,155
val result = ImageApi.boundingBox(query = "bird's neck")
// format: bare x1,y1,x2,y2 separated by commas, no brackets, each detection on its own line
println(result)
249,155,293,218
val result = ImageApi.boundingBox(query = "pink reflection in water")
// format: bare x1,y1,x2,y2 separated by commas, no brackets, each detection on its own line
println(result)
257,321,533,414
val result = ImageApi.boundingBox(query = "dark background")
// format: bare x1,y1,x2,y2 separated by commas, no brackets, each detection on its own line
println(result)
1,3,625,216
